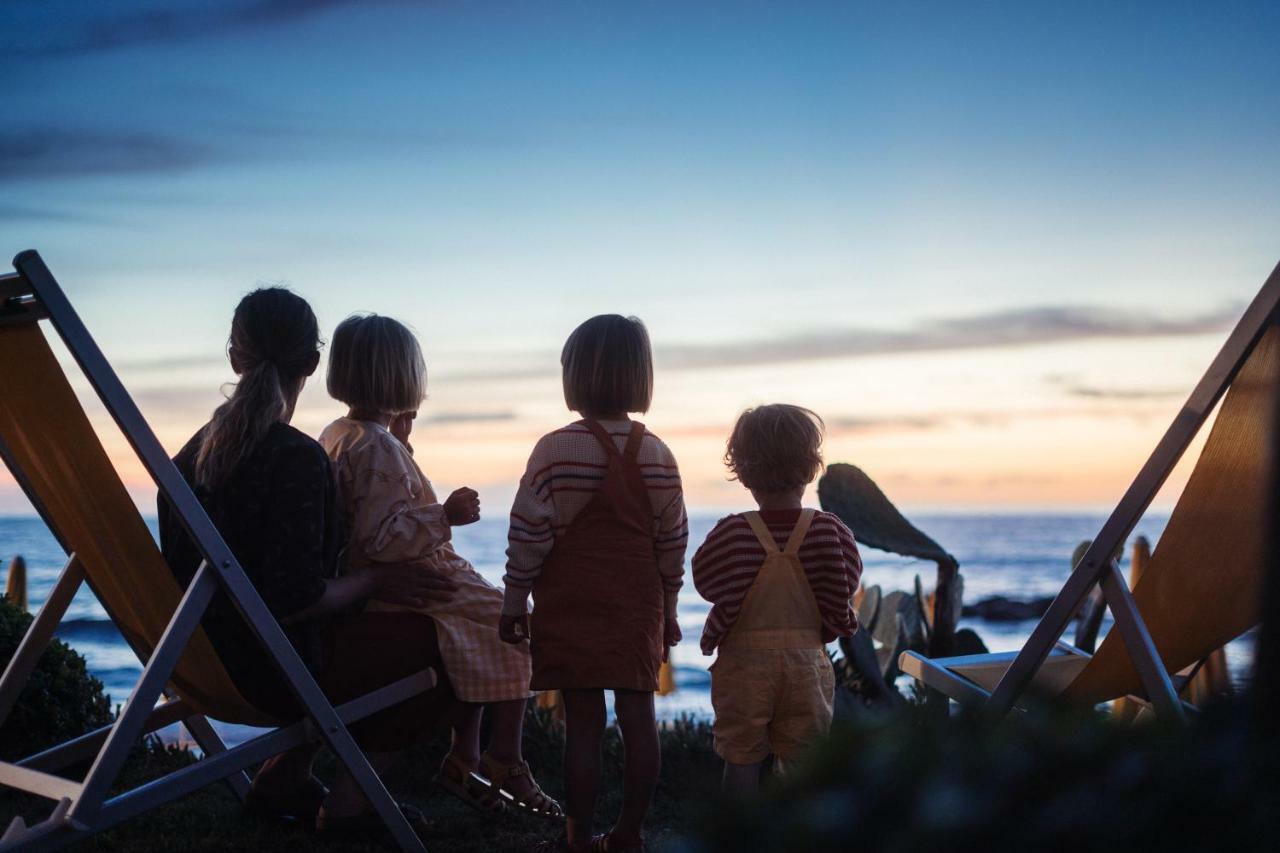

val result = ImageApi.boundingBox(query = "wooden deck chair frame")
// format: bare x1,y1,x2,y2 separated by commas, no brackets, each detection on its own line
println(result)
901,258,1280,722
0,251,435,852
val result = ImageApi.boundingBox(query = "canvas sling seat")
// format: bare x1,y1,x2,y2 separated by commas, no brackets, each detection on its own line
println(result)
901,258,1280,721
0,250,437,852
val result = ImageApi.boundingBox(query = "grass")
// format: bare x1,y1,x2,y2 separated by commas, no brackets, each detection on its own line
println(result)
0,709,722,852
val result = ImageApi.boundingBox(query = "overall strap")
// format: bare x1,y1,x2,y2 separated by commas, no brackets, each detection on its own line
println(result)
783,509,816,556
743,511,780,555
581,419,623,459
622,421,646,461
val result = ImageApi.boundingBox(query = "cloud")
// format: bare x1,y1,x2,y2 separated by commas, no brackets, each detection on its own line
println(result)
0,128,210,182
431,302,1239,383
423,411,517,425
829,415,944,432
128,385,224,413
0,204,120,225
1042,373,1186,402
116,354,228,373
1064,385,1185,401
11,0,412,58
656,304,1241,371
105,301,1241,393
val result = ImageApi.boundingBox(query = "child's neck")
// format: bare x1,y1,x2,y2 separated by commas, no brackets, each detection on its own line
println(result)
752,488,805,512
348,407,392,428
582,411,630,422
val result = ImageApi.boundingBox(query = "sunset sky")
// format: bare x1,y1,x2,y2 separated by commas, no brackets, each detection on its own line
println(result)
3,1,1279,513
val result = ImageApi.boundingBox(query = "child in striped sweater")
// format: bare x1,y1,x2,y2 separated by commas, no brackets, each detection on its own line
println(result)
500,314,687,853
693,405,862,793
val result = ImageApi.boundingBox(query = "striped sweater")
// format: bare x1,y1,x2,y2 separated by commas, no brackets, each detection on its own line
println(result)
502,419,689,615
692,509,862,655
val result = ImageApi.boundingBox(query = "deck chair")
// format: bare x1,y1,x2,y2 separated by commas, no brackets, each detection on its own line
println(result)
901,258,1280,722
0,250,437,852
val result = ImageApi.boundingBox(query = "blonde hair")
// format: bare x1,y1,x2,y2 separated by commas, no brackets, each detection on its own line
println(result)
327,314,427,414
561,314,653,417
725,404,825,493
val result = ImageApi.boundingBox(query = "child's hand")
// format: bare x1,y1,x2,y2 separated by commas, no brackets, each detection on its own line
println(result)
663,615,682,661
390,411,417,452
444,487,480,526
499,613,530,644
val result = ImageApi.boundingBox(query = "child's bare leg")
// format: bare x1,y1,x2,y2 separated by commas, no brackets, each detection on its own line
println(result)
610,689,660,844
449,703,484,767
562,688,607,849
483,698,540,798
722,760,764,795
485,698,526,763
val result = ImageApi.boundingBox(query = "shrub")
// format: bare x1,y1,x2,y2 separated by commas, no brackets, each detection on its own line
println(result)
680,697,1280,853
0,598,112,761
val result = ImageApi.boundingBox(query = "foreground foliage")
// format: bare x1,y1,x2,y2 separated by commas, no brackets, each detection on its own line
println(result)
0,598,111,761
683,698,1279,853
2,623,1275,853
0,709,722,852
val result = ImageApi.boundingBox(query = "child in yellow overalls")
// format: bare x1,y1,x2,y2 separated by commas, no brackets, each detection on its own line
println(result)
692,405,862,792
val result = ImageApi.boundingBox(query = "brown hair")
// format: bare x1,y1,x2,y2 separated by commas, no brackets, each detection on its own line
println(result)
561,314,653,417
725,404,825,493
327,314,428,414
195,288,320,489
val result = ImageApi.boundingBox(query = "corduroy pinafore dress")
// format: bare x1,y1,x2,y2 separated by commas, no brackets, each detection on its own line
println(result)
529,420,664,692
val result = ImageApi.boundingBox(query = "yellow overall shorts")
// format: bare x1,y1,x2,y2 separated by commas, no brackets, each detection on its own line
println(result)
710,508,836,772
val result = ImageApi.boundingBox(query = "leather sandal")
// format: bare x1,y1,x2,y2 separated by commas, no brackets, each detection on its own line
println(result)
435,753,508,815
480,752,564,819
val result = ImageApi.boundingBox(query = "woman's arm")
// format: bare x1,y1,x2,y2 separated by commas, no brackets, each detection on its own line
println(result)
283,562,457,624
261,441,457,626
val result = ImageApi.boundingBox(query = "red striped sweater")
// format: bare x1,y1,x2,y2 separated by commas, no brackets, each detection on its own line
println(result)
692,509,862,655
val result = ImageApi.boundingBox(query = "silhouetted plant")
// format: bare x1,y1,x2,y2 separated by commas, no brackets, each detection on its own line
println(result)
0,598,111,761
679,698,1279,853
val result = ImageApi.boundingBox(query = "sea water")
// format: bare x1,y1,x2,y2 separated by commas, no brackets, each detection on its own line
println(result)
0,512,1255,746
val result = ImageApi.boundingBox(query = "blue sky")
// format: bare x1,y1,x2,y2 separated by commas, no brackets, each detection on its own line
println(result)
2,1,1279,510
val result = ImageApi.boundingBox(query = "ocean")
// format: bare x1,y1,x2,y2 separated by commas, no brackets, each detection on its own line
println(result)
0,512,1256,745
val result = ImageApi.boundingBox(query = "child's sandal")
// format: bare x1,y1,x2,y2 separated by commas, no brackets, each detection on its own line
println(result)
530,836,576,852
434,754,507,815
480,753,564,820
590,834,646,853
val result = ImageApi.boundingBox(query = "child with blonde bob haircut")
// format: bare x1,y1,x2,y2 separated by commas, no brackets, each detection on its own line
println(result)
693,404,862,793
320,313,561,820
501,314,688,853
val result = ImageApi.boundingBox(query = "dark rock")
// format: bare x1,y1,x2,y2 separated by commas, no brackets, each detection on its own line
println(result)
962,595,1057,622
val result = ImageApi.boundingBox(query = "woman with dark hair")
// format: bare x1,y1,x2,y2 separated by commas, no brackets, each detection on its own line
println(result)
158,287,455,839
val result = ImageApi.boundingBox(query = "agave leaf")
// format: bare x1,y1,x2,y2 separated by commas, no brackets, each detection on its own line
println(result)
818,463,955,566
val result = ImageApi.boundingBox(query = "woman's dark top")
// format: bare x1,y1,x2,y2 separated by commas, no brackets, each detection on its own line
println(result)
158,421,341,716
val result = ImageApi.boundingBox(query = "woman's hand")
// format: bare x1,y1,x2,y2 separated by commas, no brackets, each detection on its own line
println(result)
663,615,682,661
366,562,457,608
444,487,481,526
499,613,530,644
283,562,456,624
